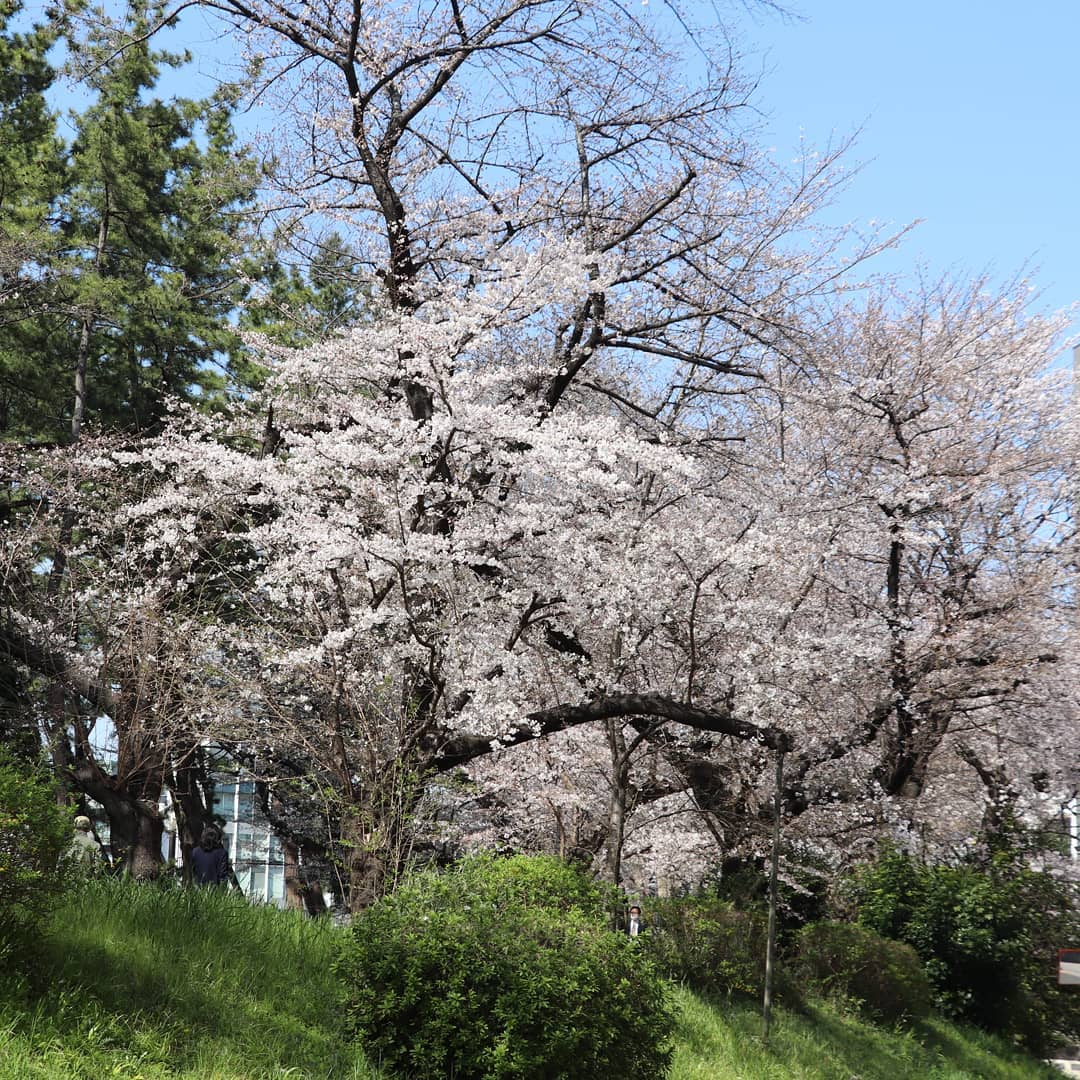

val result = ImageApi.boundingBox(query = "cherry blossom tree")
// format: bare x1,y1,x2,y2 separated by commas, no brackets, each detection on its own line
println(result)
8,268,1074,896
5,0,1075,902
0,437,235,874
444,275,1080,883
90,294,802,903
766,277,1078,861
13,264,1064,903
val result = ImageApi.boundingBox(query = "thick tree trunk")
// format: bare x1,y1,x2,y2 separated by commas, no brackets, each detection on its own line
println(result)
600,719,632,886
340,771,424,912
70,758,164,878
165,749,217,882
956,743,1019,850
282,837,304,911
342,812,391,912
126,809,166,879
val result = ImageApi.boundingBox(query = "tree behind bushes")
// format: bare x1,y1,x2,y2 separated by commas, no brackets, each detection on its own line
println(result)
848,843,1080,1052
0,755,71,962
0,0,267,882
336,854,673,1080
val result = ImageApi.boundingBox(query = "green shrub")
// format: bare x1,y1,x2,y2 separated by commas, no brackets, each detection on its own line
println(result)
0,755,71,961
336,853,673,1080
643,895,769,999
793,920,932,1023
848,843,1080,1052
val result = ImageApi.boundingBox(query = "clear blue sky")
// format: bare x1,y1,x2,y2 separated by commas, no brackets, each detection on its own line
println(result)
52,0,1079,355
732,0,1079,354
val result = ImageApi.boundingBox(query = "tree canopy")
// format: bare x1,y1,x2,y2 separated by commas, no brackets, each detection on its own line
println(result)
2,0,1076,907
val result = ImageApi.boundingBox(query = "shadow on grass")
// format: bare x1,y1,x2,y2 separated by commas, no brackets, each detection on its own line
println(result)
19,878,359,1078
742,998,917,1080
772,1006,907,1078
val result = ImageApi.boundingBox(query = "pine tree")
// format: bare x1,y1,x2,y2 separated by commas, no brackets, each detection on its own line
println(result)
237,231,367,387
4,0,261,442
0,0,65,439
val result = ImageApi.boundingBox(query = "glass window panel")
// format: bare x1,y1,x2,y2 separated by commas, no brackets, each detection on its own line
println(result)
268,866,284,902
249,865,267,898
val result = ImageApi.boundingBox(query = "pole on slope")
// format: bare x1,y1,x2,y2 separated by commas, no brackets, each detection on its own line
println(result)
762,747,785,1043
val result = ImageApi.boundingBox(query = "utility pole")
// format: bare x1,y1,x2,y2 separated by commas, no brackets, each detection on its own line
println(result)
762,749,785,1042
1071,346,1080,862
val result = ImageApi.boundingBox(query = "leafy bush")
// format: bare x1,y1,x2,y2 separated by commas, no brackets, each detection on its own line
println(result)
793,920,932,1023
643,895,769,999
848,844,1080,1052
337,853,673,1080
0,755,71,961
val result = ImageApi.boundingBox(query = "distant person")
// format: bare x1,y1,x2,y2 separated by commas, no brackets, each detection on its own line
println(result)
626,904,646,938
190,825,230,887
69,815,104,871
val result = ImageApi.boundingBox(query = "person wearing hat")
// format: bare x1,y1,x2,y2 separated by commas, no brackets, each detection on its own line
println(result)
69,815,104,870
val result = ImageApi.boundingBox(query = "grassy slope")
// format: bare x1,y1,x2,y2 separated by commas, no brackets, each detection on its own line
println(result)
0,879,1063,1080
1,878,373,1079
671,990,1061,1080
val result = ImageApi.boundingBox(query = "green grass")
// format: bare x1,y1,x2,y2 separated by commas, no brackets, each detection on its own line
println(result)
669,988,1062,1080
0,878,1064,1079
0,877,375,1079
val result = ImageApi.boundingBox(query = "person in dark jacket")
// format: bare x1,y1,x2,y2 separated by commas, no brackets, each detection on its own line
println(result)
190,824,230,886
